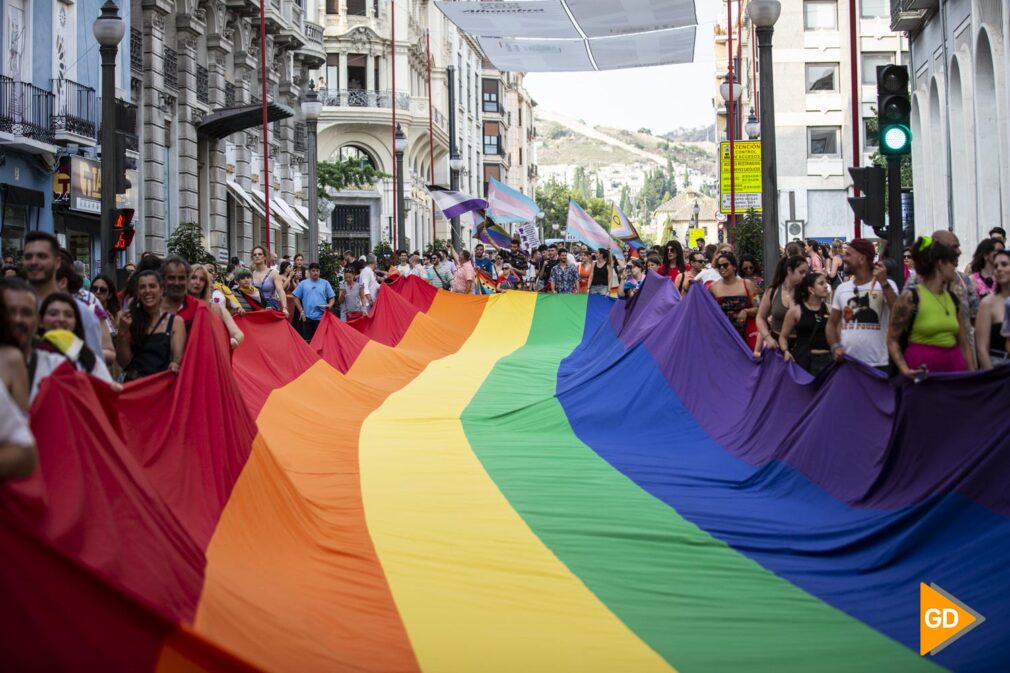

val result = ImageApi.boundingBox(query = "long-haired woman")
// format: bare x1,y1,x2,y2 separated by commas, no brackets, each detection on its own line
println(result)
779,272,831,375
887,237,972,377
188,266,244,350
968,238,1001,299
249,246,289,317
708,252,759,346
39,292,114,383
975,249,1010,368
753,254,809,356
658,240,686,285
115,271,187,380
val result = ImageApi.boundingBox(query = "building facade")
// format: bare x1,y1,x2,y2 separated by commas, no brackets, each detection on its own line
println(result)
480,65,537,201
899,0,1008,256
0,0,134,273
716,0,907,243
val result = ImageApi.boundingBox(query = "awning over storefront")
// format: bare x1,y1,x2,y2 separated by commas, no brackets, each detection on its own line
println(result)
2,184,45,207
226,179,266,218
197,103,294,139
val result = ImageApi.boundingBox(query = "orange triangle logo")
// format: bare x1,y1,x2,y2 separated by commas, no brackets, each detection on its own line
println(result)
920,583,985,655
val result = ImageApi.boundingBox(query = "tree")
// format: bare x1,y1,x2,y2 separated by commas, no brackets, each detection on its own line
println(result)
423,238,452,255
734,209,764,269
638,127,652,135
619,185,632,215
595,179,604,199
572,166,592,201
585,198,611,226
372,239,393,259
317,157,390,198
318,241,342,287
166,222,215,264
536,179,575,233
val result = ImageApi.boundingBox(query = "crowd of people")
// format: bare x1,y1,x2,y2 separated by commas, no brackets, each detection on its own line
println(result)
2,224,1008,484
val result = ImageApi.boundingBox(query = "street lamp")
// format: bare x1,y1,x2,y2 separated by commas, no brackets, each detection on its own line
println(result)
745,108,761,140
719,74,742,139
394,123,407,251
94,0,124,277
301,81,323,263
449,148,464,249
748,0,782,271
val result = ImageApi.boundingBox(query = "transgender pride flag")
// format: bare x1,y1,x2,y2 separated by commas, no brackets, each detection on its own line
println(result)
426,186,488,219
566,200,625,261
487,177,542,224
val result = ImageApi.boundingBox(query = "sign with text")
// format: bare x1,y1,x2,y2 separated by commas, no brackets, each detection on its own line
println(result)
53,156,137,215
719,140,762,214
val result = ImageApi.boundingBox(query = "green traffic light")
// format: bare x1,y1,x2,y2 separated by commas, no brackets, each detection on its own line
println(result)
881,124,911,155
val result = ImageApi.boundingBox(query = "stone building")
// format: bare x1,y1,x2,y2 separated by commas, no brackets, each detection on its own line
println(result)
480,65,537,199
130,0,324,262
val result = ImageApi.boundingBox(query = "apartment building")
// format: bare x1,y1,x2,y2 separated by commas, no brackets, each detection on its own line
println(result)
0,0,135,273
716,0,907,242
480,65,537,200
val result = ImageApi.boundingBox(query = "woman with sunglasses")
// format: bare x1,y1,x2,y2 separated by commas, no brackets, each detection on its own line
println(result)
975,249,1010,368
779,272,831,375
738,254,763,292
658,240,686,285
754,255,809,357
249,246,289,317
90,274,121,339
709,252,759,346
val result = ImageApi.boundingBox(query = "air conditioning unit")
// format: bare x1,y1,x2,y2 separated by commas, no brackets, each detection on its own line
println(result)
786,220,805,240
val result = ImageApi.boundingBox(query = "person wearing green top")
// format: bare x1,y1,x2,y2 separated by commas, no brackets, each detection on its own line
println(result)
888,236,973,378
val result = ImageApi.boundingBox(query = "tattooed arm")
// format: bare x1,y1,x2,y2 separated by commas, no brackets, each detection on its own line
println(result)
887,289,917,378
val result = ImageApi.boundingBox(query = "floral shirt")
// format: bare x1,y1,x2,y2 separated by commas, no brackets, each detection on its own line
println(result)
550,263,580,294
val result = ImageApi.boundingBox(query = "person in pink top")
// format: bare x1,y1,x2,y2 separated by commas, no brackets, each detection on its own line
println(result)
450,249,475,294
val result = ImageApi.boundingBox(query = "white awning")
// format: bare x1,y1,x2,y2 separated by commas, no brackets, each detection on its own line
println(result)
272,196,308,234
227,179,266,218
436,0,699,72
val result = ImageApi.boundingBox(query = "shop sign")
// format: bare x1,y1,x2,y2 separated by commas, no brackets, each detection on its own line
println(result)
52,156,137,214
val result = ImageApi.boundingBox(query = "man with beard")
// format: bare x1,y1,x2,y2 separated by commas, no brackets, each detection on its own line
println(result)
472,243,494,276
827,238,898,370
22,232,104,359
1,278,69,403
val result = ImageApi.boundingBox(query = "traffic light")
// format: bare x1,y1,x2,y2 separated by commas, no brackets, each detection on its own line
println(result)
877,65,912,155
112,208,136,250
847,166,886,236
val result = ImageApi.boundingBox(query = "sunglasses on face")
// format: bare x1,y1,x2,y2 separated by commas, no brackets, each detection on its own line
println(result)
717,263,731,270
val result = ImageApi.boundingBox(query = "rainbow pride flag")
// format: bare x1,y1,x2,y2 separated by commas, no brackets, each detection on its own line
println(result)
2,275,1008,672
474,214,513,250
475,268,498,294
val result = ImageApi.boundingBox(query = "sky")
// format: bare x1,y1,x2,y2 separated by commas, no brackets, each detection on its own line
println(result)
523,21,717,134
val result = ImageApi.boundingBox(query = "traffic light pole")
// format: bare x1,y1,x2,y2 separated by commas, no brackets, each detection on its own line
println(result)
887,156,904,291
99,43,119,277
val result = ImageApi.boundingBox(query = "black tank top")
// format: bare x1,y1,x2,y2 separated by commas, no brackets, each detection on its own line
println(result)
591,263,609,286
127,313,174,379
992,321,1007,356
794,303,829,351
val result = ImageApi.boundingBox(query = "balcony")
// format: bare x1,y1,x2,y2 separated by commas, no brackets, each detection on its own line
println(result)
297,21,326,68
889,0,930,31
51,79,98,145
225,81,236,107
131,29,143,73
293,121,306,153
196,65,210,104
320,89,410,111
164,48,179,89
279,1,307,49
0,76,56,152
264,0,289,33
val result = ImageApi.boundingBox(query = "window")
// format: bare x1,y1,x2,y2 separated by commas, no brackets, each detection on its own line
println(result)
325,54,339,91
338,145,376,168
483,121,500,155
482,79,499,113
326,0,338,14
483,164,501,196
808,126,841,156
862,52,893,85
864,119,879,148
804,0,837,30
860,0,888,18
805,63,838,92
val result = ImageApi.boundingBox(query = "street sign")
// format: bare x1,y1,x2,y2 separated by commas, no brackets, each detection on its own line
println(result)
719,140,762,214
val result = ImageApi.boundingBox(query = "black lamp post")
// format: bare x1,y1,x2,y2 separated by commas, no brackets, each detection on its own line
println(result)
301,81,322,262
748,0,782,269
94,0,125,276
394,123,407,250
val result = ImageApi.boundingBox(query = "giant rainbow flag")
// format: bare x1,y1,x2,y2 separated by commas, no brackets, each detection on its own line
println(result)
2,273,1008,672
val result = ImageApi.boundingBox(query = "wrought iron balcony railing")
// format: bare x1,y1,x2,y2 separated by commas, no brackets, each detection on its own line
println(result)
196,65,209,104
319,88,410,111
131,29,143,72
0,76,55,144
51,78,98,139
164,48,179,89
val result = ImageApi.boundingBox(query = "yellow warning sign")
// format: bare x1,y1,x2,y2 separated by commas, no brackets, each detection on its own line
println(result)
719,140,762,214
